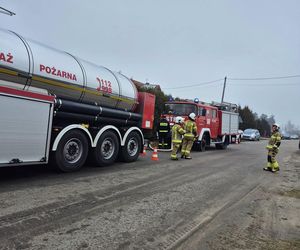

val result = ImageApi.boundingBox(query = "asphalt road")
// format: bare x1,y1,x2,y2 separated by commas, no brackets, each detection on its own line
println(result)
0,140,299,250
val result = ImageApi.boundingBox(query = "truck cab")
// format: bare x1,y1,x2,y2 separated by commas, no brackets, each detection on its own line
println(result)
162,99,239,151
165,101,219,138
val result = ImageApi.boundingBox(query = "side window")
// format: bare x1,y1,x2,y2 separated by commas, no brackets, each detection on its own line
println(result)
206,109,210,117
198,107,203,116
201,108,206,116
212,110,217,118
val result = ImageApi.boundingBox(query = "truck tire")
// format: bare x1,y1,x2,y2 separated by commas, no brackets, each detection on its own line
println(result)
216,136,229,150
196,139,206,152
120,131,141,162
231,136,236,144
93,131,119,167
194,133,209,152
53,130,89,172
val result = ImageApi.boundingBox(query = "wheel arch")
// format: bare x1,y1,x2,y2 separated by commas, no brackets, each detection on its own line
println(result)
94,125,122,147
198,128,211,141
52,124,93,151
121,127,144,147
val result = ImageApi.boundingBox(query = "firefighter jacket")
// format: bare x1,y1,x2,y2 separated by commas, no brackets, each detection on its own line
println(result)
172,124,185,143
183,120,197,140
158,118,170,134
266,131,281,151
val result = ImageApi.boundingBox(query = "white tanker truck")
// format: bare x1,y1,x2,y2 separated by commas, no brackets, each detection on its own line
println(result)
0,28,155,172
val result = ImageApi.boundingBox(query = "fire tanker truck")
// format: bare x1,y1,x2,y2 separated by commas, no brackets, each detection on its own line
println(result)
0,28,155,172
161,99,239,151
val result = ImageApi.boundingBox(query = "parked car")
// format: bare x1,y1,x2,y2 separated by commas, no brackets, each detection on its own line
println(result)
281,131,291,140
242,129,261,141
290,134,299,140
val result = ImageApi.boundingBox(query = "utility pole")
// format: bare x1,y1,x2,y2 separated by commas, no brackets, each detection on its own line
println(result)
221,76,227,103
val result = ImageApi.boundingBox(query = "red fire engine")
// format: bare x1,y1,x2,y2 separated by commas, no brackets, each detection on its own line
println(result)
161,99,240,151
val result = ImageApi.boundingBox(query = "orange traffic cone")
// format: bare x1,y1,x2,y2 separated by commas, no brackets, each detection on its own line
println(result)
151,147,159,161
141,145,147,156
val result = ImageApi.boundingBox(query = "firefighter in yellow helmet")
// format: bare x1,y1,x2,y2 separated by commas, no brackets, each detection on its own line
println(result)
264,123,281,173
181,112,197,159
170,116,185,160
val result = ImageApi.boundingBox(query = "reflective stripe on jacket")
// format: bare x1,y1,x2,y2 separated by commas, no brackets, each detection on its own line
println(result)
172,124,185,143
183,120,197,139
158,119,170,133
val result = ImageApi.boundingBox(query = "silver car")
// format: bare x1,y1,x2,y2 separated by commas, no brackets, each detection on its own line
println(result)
242,129,260,141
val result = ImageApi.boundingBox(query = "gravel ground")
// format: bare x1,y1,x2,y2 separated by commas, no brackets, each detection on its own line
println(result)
0,140,299,250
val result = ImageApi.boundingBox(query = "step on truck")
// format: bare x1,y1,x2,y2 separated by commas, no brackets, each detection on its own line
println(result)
0,28,155,172
161,99,239,151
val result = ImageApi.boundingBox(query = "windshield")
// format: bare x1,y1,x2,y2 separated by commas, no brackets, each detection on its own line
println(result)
244,129,255,134
165,103,197,116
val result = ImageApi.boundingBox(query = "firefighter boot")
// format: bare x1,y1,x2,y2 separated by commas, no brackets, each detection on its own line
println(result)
263,162,272,171
271,161,280,173
184,148,192,159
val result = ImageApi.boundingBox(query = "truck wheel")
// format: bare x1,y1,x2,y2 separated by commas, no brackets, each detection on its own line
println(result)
93,131,119,166
216,136,229,150
198,139,206,152
120,131,141,162
231,136,236,144
53,130,89,172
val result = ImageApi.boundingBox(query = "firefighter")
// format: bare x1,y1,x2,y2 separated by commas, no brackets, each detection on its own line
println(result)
264,123,282,173
170,116,185,160
158,115,171,149
181,112,197,159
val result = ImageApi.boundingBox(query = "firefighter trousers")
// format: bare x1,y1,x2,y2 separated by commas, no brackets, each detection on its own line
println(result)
158,133,171,149
171,142,181,160
181,138,194,158
267,149,279,170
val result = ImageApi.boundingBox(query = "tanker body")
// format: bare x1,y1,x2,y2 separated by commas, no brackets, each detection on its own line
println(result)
0,28,155,172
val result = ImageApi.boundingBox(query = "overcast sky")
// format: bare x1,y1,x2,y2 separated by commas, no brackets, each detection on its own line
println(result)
1,0,300,128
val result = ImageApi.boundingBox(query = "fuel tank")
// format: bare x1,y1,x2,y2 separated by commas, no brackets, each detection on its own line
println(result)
0,28,138,111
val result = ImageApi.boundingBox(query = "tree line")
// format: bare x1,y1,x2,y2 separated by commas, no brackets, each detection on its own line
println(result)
238,106,275,137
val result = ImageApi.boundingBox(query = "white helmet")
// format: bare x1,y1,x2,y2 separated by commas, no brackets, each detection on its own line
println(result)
189,112,196,121
272,123,280,129
175,116,181,124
